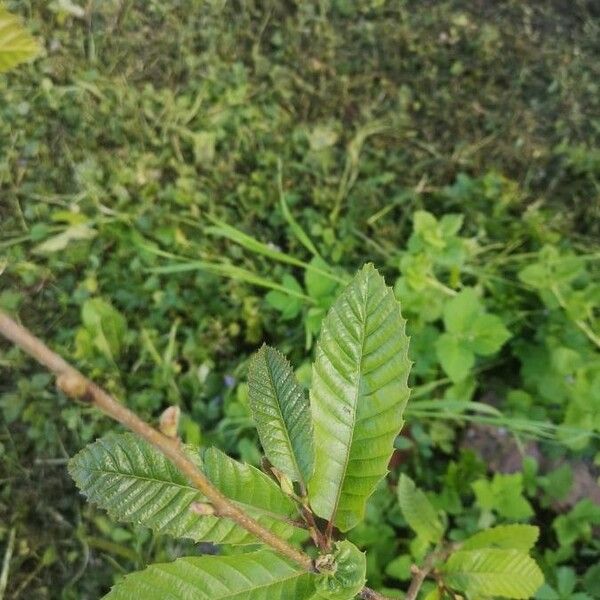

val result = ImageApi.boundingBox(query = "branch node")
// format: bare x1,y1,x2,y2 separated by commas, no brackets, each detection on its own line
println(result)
190,501,217,516
159,405,181,439
56,372,90,401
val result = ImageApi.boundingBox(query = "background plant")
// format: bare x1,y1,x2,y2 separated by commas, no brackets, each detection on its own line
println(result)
0,266,544,599
1,0,599,598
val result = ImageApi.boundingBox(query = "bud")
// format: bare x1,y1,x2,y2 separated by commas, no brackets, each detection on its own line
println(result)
159,406,180,439
56,373,88,399
190,502,216,516
271,466,295,497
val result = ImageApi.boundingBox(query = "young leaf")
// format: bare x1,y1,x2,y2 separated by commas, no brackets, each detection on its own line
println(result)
77,298,127,362
442,548,544,599
309,264,411,531
472,473,534,520
247,345,314,486
397,474,444,543
460,524,539,552
313,540,367,599
103,550,317,599
69,433,298,546
0,6,40,73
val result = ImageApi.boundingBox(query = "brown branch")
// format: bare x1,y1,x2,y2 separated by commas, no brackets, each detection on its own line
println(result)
405,544,456,600
405,556,436,600
359,587,396,600
300,504,329,553
0,310,313,572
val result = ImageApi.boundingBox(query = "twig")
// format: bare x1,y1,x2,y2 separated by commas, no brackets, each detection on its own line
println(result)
405,557,435,600
359,587,396,600
300,504,329,553
405,545,455,600
0,310,312,572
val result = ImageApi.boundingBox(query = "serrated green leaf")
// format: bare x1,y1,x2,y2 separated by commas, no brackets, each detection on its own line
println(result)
247,345,314,486
69,433,298,546
0,6,40,73
583,563,600,597
103,550,316,599
397,474,444,543
461,525,539,552
442,548,544,598
308,264,411,531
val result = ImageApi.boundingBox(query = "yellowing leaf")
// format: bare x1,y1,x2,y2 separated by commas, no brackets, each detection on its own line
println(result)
32,224,96,254
0,6,40,73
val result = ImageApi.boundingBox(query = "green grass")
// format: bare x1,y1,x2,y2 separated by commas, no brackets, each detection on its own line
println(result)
1,1,599,598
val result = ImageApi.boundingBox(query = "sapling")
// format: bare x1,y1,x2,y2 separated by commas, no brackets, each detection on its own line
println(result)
0,265,544,599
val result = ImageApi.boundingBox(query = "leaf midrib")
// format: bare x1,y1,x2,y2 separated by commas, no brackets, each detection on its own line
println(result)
263,351,304,486
328,275,369,526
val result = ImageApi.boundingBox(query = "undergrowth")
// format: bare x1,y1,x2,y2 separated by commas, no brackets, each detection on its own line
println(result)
1,1,599,598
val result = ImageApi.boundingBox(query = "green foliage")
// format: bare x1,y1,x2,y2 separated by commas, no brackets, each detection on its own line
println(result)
69,433,298,545
0,5,39,72
472,473,534,520
552,499,600,547
460,524,538,552
247,345,313,487
397,474,444,544
442,548,544,599
75,298,128,362
103,550,315,599
2,0,599,596
535,566,593,600
308,264,411,531
63,267,547,599
436,288,511,383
